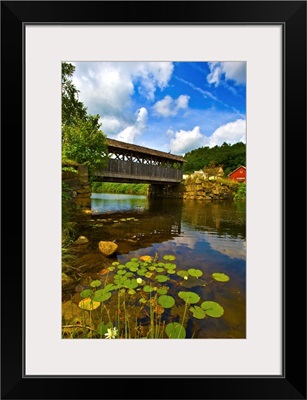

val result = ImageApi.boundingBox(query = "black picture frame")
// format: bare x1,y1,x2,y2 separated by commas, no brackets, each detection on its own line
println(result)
1,1,306,399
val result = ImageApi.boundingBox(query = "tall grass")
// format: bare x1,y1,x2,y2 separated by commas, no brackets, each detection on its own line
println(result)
91,182,149,196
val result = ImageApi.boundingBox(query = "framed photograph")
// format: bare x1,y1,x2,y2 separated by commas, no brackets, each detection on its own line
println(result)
1,1,306,399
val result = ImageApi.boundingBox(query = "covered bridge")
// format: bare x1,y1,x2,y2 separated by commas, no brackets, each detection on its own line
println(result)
92,138,186,184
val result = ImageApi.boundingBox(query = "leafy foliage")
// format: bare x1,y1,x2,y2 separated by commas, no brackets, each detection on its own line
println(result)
61,62,108,171
183,141,246,175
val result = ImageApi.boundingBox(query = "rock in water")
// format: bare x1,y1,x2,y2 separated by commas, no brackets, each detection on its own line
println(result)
74,235,89,245
98,241,118,256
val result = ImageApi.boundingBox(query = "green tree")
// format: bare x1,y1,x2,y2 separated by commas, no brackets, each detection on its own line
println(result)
61,62,108,171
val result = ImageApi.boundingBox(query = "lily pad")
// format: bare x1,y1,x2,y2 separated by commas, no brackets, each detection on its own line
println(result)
163,255,176,261
188,268,203,278
145,272,153,278
165,263,176,270
165,322,186,338
137,269,147,276
148,266,156,271
177,270,189,278
125,261,139,269
143,285,155,293
212,273,230,282
157,287,169,295
117,264,126,269
178,291,200,304
103,283,116,293
90,280,102,288
93,290,112,302
125,272,134,278
78,297,100,311
130,258,138,262
124,278,138,289
158,295,175,308
156,267,164,273
167,270,176,274
201,301,224,317
112,262,120,266
80,289,93,299
190,306,206,319
155,275,169,283
139,298,147,304
128,289,136,295
97,321,112,336
117,269,126,275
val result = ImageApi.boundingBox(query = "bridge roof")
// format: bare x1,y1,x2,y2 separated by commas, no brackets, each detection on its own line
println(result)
106,138,186,163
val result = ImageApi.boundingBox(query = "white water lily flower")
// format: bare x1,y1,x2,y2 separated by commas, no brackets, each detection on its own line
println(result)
105,327,118,339
184,276,188,280
136,278,143,284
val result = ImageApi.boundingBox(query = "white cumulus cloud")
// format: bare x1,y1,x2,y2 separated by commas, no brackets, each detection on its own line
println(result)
152,95,190,117
115,107,148,143
207,119,246,147
72,61,174,136
167,119,246,155
207,62,246,86
169,126,205,154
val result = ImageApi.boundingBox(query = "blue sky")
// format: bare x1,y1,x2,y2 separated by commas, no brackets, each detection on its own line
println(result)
71,61,246,156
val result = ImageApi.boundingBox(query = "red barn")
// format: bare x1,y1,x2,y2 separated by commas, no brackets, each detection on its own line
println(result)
228,166,246,182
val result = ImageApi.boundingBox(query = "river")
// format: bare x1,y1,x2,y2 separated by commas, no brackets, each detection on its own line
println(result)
65,193,246,339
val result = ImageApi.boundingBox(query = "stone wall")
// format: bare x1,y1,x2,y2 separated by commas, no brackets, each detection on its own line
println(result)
183,176,239,201
62,163,91,208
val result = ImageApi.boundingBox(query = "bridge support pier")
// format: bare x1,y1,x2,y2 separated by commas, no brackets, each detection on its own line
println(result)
148,183,183,198
62,164,91,209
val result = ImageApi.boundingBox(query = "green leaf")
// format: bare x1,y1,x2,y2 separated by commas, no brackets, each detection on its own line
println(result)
130,258,138,262
201,301,224,317
97,321,112,336
117,264,126,269
156,267,164,273
80,289,93,298
125,272,134,278
93,290,112,302
124,279,138,289
165,263,176,270
190,306,207,319
178,291,200,304
128,289,136,295
143,285,155,293
126,261,139,269
112,262,120,266
212,273,230,282
117,269,126,275
155,275,169,283
145,272,153,278
165,322,186,338
158,295,175,308
137,269,147,276
90,280,102,288
157,287,169,295
139,298,147,304
103,283,116,293
163,255,176,261
188,268,203,278
167,270,176,274
177,270,189,278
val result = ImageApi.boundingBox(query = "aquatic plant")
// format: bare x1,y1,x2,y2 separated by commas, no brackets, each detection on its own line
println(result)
62,253,230,339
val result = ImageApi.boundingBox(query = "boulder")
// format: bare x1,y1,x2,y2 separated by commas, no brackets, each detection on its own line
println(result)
62,272,74,288
74,235,89,245
98,241,118,256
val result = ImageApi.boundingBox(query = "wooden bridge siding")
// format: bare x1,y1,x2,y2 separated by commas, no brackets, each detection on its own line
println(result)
93,159,183,183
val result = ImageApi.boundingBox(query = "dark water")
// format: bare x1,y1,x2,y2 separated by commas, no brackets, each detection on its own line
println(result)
88,193,246,338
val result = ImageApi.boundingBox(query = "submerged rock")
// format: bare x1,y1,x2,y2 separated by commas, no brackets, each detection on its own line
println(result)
62,272,74,288
74,235,89,245
98,241,118,256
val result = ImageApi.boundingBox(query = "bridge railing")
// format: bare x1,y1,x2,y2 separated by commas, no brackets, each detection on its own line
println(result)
94,159,183,182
